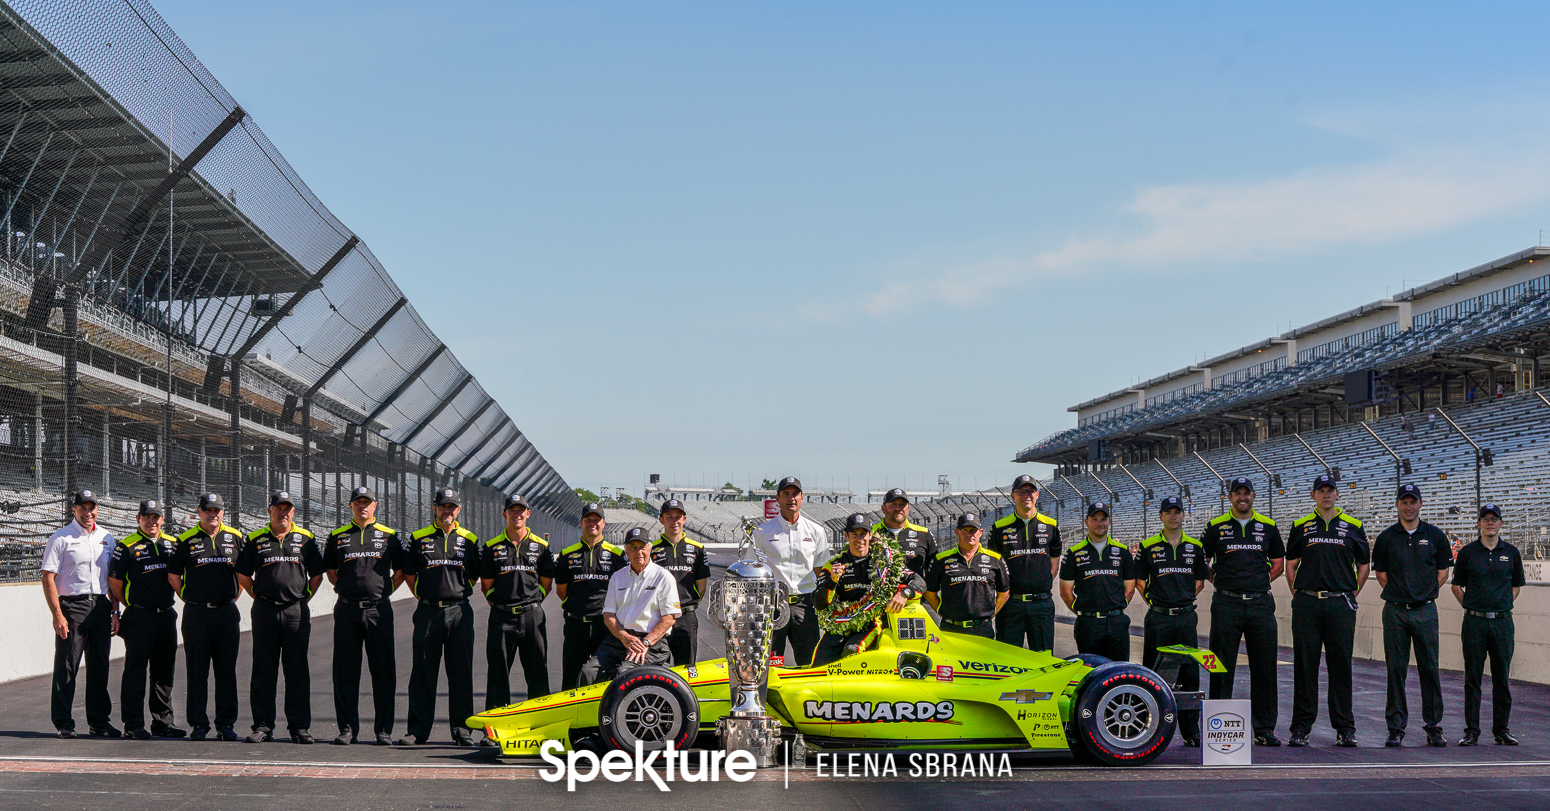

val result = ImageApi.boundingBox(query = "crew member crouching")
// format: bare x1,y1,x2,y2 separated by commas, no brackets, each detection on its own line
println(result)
584,528,682,683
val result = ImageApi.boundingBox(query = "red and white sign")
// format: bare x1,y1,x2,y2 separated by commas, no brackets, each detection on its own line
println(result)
763,499,779,519
935,665,954,682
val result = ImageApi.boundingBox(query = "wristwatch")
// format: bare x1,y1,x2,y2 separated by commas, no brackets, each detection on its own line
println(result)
897,584,917,599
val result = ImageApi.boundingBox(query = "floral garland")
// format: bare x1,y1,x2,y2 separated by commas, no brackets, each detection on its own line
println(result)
817,534,907,635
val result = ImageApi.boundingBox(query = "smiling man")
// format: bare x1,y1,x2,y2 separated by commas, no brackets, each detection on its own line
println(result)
41,490,117,739
584,528,681,683
753,477,827,666
1372,483,1452,748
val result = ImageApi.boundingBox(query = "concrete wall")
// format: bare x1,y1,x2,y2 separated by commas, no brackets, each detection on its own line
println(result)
1056,580,1550,684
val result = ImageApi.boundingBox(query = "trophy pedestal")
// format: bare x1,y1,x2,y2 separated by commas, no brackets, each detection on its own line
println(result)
718,716,783,767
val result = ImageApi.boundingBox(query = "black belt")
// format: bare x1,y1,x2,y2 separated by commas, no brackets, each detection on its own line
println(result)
941,617,992,629
1011,592,1051,602
789,592,812,605
419,598,467,608
1297,589,1353,599
496,603,539,615
1076,610,1125,619
565,613,603,623
1466,609,1512,619
1386,599,1433,610
1148,605,1195,616
127,604,176,614
339,598,386,609
187,600,234,609
59,594,106,602
1217,589,1269,601
257,596,303,608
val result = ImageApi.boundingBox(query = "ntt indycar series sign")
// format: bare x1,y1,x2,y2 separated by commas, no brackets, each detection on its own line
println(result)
1201,699,1253,765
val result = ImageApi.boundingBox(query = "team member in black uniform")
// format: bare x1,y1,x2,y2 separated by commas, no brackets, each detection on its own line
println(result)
1135,497,1209,745
987,474,1062,653
924,513,1009,639
1200,477,1285,746
651,499,710,667
169,492,244,742
236,491,324,744
1452,504,1525,746
1285,473,1369,748
1058,502,1136,662
554,503,625,689
397,488,480,747
812,513,923,666
323,485,401,745
871,489,937,580
107,499,183,739
1372,484,1453,748
481,493,555,718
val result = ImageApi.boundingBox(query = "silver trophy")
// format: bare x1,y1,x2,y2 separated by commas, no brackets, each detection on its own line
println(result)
706,521,790,767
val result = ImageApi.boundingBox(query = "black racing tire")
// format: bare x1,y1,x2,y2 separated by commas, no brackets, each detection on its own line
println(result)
596,666,700,753
1070,663,1176,767
1067,653,1111,668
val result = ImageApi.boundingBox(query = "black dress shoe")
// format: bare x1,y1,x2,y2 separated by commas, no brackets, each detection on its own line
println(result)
332,731,354,745
1386,731,1404,747
126,728,153,740
216,727,240,742
290,729,315,744
189,727,209,741
1458,731,1480,746
1426,729,1447,747
245,729,273,743
375,733,394,746
151,724,187,738
57,728,77,739
1288,732,1310,747
1335,732,1358,748
1495,732,1519,745
395,735,424,747
1255,733,1282,747
88,724,123,738
452,729,476,748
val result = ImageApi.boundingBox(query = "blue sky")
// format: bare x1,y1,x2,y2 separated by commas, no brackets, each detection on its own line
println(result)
152,1,1550,497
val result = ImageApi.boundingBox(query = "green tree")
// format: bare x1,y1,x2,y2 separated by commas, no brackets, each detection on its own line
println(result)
574,487,600,502
760,478,778,490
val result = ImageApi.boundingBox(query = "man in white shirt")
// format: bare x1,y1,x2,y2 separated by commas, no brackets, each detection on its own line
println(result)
583,528,681,684
41,490,119,738
752,476,827,667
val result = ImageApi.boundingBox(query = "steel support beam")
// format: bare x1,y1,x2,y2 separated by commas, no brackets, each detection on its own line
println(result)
430,396,495,462
464,428,521,482
302,296,407,401
400,372,473,447
362,343,445,425
491,445,540,493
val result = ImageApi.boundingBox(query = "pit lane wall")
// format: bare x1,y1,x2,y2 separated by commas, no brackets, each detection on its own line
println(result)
0,580,416,684
1055,580,1550,685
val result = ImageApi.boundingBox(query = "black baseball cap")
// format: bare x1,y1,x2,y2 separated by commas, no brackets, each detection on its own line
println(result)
844,513,870,533
1086,501,1111,518
621,527,649,545
1396,484,1422,501
581,502,604,519
956,512,981,530
138,499,163,517
269,491,295,508
350,486,375,503
434,488,459,506
776,476,802,494
660,498,687,516
1011,474,1039,492
504,494,530,512
198,492,223,510
882,488,909,504
1311,473,1337,492
1229,477,1255,494
1158,496,1184,513
1478,503,1502,519
71,490,97,507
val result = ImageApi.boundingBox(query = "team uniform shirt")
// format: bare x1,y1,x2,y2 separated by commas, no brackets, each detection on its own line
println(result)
41,520,114,596
1135,534,1209,608
753,513,828,595
171,524,244,605
814,546,926,609
554,538,627,617
870,521,937,579
651,535,711,608
925,546,1009,622
399,523,479,603
1371,521,1453,604
1059,537,1137,613
108,530,178,609
323,521,400,603
236,524,323,604
1200,512,1286,594
1286,511,1370,593
480,528,555,609
986,512,1062,596
1452,540,1525,614
602,561,682,633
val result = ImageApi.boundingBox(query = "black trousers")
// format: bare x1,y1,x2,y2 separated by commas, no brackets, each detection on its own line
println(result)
812,622,881,667
333,600,396,737
120,606,178,732
486,606,549,708
1208,591,1279,736
667,607,699,667
51,594,113,731
1074,613,1131,662
941,619,996,639
1290,591,1357,736
770,593,820,667
1142,608,1199,738
250,600,312,732
407,601,475,740
1461,613,1515,736
585,633,670,684
561,615,609,690
183,602,240,730
996,597,1055,653
1382,601,1442,734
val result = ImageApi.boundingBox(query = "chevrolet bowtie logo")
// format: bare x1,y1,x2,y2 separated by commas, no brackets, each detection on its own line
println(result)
999,690,1053,704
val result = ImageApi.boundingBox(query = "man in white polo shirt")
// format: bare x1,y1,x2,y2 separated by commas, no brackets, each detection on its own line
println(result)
583,528,681,684
41,490,119,738
752,476,826,666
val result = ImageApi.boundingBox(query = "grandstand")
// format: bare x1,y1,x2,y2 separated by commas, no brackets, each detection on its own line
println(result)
1016,247,1550,561
0,0,579,578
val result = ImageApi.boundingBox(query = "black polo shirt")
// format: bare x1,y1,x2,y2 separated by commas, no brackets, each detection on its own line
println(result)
1372,520,1452,604
986,511,1062,596
171,523,244,605
1135,534,1209,609
1287,511,1370,593
651,535,711,607
870,521,938,579
323,521,399,603
925,545,1008,622
236,524,324,605
480,528,556,609
108,530,177,610
1200,511,1285,594
400,523,478,603
1059,537,1136,613
815,545,925,609
1452,540,1525,613
554,538,626,617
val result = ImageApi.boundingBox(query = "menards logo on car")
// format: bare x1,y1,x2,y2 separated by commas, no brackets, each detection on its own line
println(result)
804,700,956,723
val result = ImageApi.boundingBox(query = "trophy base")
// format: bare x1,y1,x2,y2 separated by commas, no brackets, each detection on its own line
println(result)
717,716,784,768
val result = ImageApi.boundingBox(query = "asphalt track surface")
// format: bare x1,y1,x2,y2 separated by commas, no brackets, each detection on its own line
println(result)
3,551,1548,810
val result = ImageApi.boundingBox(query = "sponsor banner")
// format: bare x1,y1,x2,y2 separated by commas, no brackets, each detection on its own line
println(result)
1201,699,1252,765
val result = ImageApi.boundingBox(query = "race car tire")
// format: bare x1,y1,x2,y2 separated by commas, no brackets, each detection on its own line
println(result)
1070,663,1177,767
597,666,701,753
